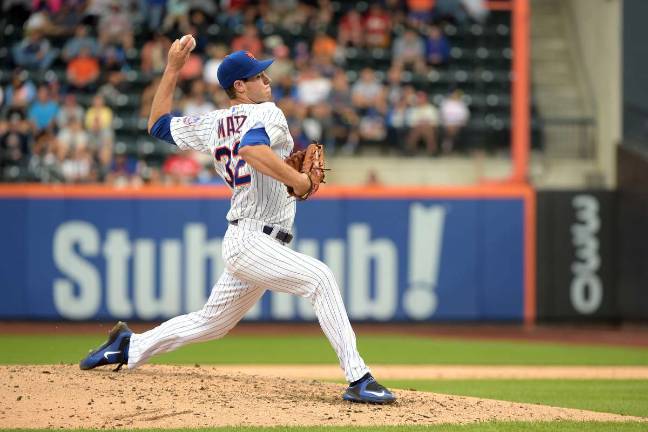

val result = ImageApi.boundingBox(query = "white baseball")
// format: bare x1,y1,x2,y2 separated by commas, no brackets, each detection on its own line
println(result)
179,34,196,51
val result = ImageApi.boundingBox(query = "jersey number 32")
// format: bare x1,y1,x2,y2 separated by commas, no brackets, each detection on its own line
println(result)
215,141,251,187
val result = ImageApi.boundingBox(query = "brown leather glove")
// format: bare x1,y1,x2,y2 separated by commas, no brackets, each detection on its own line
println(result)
285,142,326,200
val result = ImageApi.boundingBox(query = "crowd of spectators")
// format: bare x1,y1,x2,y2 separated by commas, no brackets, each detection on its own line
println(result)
1,0,488,185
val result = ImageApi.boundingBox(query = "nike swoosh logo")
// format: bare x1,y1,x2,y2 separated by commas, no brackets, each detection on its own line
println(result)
364,390,387,397
104,350,121,360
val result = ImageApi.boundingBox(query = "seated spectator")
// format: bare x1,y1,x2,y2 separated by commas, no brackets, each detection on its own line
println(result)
296,67,332,107
4,69,37,111
139,76,162,119
61,145,96,183
179,52,204,81
50,1,85,34
462,0,489,23
23,5,63,36
440,89,470,153
98,1,134,50
57,117,88,157
138,0,166,32
12,29,59,71
98,71,129,107
84,95,114,164
101,44,129,74
188,11,210,53
302,104,335,150
28,85,59,132
231,25,263,58
351,68,385,111
0,112,32,174
163,150,202,185
329,69,359,153
106,152,141,186
359,106,388,151
386,67,405,106
163,0,191,33
85,95,113,138
272,74,298,102
182,81,215,117
56,93,85,130
312,31,338,64
66,47,101,92
338,9,364,48
407,0,435,28
29,130,64,182
425,25,450,67
392,29,426,74
62,25,100,63
265,44,294,84
141,32,172,77
387,97,410,154
364,4,392,48
203,44,228,91
406,91,439,155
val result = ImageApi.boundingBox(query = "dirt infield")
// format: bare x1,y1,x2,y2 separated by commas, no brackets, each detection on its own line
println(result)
1,365,645,429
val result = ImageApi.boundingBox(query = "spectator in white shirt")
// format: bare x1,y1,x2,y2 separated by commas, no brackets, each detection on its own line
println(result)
440,89,470,153
406,91,439,155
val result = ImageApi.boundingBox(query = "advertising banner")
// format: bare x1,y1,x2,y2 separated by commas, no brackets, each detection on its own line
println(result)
536,191,616,320
0,187,530,322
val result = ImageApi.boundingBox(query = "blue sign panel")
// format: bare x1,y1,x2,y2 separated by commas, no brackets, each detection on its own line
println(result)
0,196,524,321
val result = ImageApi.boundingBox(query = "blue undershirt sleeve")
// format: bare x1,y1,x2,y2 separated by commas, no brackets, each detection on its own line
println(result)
149,113,176,145
239,127,270,148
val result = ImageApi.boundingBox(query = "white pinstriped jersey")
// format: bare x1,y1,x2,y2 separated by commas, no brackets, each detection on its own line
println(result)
169,102,296,231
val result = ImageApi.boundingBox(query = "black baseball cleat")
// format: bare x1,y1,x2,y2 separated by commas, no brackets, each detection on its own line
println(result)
343,373,396,404
79,321,132,372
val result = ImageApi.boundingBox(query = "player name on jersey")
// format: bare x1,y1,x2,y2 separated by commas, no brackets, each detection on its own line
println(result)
216,115,247,139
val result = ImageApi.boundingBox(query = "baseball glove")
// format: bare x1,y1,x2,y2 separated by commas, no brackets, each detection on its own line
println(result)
285,142,326,200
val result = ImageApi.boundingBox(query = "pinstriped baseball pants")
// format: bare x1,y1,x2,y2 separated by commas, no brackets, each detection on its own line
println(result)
127,220,370,383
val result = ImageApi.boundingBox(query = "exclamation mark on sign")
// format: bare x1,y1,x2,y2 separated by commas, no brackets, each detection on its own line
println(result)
403,203,446,319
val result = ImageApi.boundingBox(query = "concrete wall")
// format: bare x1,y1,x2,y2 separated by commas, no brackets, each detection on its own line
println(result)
568,0,621,188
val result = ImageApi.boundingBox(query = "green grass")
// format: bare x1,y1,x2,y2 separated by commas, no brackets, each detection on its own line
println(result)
2,334,648,365
2,423,648,432
383,379,648,418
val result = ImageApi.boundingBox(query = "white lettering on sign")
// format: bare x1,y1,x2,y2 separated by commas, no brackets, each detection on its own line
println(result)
570,195,603,314
52,204,447,321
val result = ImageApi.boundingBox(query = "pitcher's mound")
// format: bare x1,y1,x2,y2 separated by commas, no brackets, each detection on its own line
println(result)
1,365,642,429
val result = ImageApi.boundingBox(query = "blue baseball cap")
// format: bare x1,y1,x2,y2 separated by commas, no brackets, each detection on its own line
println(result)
217,50,274,89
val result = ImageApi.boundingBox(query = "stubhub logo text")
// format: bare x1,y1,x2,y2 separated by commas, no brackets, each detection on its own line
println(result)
52,204,446,321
